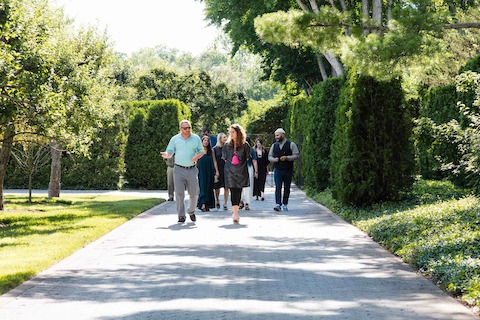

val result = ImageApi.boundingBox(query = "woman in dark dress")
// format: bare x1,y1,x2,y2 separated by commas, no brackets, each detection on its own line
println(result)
253,138,269,201
197,136,219,211
222,124,250,223
213,133,229,210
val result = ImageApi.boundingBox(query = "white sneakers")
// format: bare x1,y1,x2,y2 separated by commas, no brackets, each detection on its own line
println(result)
274,204,289,211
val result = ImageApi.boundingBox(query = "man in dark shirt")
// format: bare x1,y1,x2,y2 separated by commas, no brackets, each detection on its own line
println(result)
202,127,217,148
268,128,300,211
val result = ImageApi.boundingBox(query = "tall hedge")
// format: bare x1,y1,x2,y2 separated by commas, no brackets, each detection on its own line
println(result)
285,96,309,186
124,99,189,189
246,103,290,134
331,75,415,206
302,76,344,192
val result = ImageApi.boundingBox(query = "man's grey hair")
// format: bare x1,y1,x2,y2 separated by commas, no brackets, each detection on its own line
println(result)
179,120,191,128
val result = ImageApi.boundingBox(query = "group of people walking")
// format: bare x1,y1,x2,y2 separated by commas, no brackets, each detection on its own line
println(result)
161,120,299,224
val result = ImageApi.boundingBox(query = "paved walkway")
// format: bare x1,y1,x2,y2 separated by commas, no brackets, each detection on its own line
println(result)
1,185,478,319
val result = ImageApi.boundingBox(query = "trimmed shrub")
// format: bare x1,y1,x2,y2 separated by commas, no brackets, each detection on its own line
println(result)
247,102,290,134
285,96,308,186
302,76,345,192
331,74,415,206
124,99,189,189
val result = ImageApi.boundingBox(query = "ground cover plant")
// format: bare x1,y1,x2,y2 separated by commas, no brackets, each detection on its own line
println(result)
311,179,480,308
0,195,163,294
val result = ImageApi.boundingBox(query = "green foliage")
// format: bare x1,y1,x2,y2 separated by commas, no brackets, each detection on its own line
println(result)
202,0,323,90
253,0,480,85
61,113,126,190
310,179,480,306
331,74,415,206
459,53,480,73
302,76,345,192
286,95,308,138
415,65,480,188
246,102,290,134
5,111,127,190
415,85,460,180
134,67,247,133
420,84,461,123
0,0,119,210
124,100,186,189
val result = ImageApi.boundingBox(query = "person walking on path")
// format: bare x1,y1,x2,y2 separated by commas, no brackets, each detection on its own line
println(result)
240,136,258,211
164,154,175,201
253,138,269,201
197,135,219,212
268,128,300,212
222,124,250,223
202,127,217,149
161,120,204,223
213,133,229,210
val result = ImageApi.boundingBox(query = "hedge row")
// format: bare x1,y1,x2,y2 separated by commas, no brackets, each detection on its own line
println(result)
124,99,189,189
302,77,344,192
331,75,415,205
288,73,415,206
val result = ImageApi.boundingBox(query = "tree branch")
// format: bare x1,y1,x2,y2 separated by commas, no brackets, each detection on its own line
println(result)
309,22,388,32
444,22,480,29
309,21,480,32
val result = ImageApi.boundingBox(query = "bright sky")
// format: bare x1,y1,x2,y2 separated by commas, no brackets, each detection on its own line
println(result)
50,0,221,56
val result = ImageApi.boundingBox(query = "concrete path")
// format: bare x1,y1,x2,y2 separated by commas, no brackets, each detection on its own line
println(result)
1,185,478,319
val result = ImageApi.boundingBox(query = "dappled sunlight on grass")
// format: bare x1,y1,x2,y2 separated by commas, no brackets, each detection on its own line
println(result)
0,194,163,294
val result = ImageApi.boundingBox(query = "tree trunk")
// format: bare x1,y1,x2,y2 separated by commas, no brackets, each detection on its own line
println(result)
28,173,33,203
316,53,328,80
387,0,393,21
48,141,62,198
372,0,382,26
0,125,15,211
296,0,310,11
323,51,345,76
309,0,320,13
362,0,370,35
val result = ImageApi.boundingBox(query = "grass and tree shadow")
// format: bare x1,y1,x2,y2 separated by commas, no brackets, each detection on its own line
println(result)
0,194,163,294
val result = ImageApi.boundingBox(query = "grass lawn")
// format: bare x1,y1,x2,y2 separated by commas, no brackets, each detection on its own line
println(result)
310,179,480,309
0,194,163,295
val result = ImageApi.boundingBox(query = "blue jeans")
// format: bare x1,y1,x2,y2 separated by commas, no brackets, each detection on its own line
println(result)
274,168,293,206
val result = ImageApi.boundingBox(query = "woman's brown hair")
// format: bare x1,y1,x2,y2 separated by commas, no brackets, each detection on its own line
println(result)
227,124,246,148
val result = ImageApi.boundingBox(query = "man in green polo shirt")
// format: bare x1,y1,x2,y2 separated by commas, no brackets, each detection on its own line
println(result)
161,120,204,223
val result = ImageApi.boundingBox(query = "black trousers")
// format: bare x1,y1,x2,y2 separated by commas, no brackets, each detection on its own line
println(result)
230,188,242,206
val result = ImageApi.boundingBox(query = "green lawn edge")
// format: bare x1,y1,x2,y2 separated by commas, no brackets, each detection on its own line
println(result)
0,195,164,295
